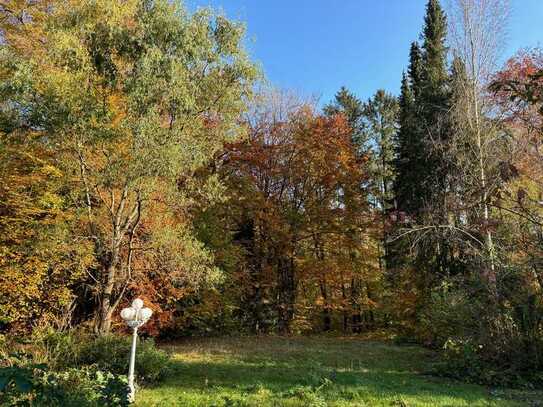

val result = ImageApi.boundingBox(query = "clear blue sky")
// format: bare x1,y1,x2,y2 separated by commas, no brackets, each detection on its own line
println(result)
187,0,542,105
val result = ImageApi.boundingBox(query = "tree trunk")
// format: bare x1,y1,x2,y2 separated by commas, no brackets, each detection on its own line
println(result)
351,278,362,333
277,256,296,334
341,282,348,333
320,280,331,332
95,260,118,335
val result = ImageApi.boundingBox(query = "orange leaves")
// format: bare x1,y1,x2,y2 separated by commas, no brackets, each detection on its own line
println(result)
0,0,54,57
107,92,127,128
492,48,543,130
218,93,378,332
0,139,93,333
495,48,543,84
228,108,365,216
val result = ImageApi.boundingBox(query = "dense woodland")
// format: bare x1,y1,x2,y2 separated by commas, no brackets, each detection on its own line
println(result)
2,0,543,397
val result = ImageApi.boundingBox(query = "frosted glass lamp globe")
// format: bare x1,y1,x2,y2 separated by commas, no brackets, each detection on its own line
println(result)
140,307,153,321
132,298,144,310
120,307,136,321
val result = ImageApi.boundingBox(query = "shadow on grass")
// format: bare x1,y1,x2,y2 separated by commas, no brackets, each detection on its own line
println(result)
151,355,493,405
136,336,532,406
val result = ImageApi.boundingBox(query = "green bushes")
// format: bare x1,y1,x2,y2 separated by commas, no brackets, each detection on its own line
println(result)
0,330,171,405
36,367,129,407
36,330,170,384
435,315,543,387
76,334,170,384
418,277,543,387
37,329,84,369
0,363,129,406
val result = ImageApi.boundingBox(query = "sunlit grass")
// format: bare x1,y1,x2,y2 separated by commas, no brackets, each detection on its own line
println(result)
136,335,539,406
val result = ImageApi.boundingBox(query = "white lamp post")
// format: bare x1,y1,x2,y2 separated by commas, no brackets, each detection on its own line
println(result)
120,298,153,403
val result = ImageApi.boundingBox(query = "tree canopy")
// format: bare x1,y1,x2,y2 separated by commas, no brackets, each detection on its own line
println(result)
1,0,542,389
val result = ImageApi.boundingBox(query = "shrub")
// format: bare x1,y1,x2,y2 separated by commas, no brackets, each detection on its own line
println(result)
34,328,85,369
417,281,480,347
76,334,170,384
0,355,41,406
422,278,543,387
0,359,129,406
0,330,169,405
34,330,170,385
435,315,543,388
36,367,129,407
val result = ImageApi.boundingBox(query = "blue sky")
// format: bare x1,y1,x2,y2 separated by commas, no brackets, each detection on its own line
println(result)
187,0,543,105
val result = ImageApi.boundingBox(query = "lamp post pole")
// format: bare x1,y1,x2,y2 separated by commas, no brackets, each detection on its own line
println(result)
120,298,153,403
127,325,138,401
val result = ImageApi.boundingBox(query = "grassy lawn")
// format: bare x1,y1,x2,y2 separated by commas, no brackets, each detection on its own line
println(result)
136,335,540,406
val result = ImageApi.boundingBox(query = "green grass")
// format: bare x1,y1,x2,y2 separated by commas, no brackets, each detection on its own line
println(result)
136,335,540,406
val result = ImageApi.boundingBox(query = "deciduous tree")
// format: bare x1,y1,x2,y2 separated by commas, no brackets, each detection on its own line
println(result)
0,0,257,334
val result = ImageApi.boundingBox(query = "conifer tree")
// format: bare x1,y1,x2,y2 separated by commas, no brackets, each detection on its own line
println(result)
394,73,417,215
420,0,451,210
394,0,451,219
323,86,367,153
394,41,427,217
362,90,398,277
408,42,424,100
392,0,453,283
363,90,398,214
422,0,449,94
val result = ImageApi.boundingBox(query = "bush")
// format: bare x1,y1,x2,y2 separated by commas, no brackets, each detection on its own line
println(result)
77,335,170,384
0,330,170,405
37,367,129,407
35,329,85,369
0,354,41,406
420,278,543,387
0,358,129,406
418,285,479,347
34,330,170,385
435,315,543,388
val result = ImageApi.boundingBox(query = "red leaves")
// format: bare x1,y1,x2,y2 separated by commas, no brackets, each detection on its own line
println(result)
492,48,543,129
225,109,366,224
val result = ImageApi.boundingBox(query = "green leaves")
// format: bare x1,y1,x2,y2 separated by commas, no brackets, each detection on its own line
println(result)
0,362,46,393
0,0,258,333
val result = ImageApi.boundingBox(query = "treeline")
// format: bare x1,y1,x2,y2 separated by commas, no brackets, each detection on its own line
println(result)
1,0,543,385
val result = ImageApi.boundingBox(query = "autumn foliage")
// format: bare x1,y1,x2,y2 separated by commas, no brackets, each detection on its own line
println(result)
2,2,543,389
218,98,377,333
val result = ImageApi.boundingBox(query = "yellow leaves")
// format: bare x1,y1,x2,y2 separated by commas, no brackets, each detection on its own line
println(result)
108,92,127,128
1,0,52,57
38,191,63,211
58,0,139,29
40,164,63,178
1,0,259,334
0,134,94,332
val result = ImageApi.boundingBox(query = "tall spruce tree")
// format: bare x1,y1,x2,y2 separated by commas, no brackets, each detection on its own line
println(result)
394,41,426,216
363,90,399,213
408,42,424,100
362,90,399,275
323,86,367,153
394,73,417,215
420,0,451,210
392,0,454,287
422,0,449,95
394,0,450,218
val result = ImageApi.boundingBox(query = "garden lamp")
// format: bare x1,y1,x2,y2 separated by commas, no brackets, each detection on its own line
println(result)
120,298,153,403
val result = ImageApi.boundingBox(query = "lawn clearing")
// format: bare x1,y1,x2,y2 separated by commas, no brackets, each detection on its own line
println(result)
136,336,540,406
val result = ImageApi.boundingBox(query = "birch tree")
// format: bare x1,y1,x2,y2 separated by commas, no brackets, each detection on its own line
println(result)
447,0,510,288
